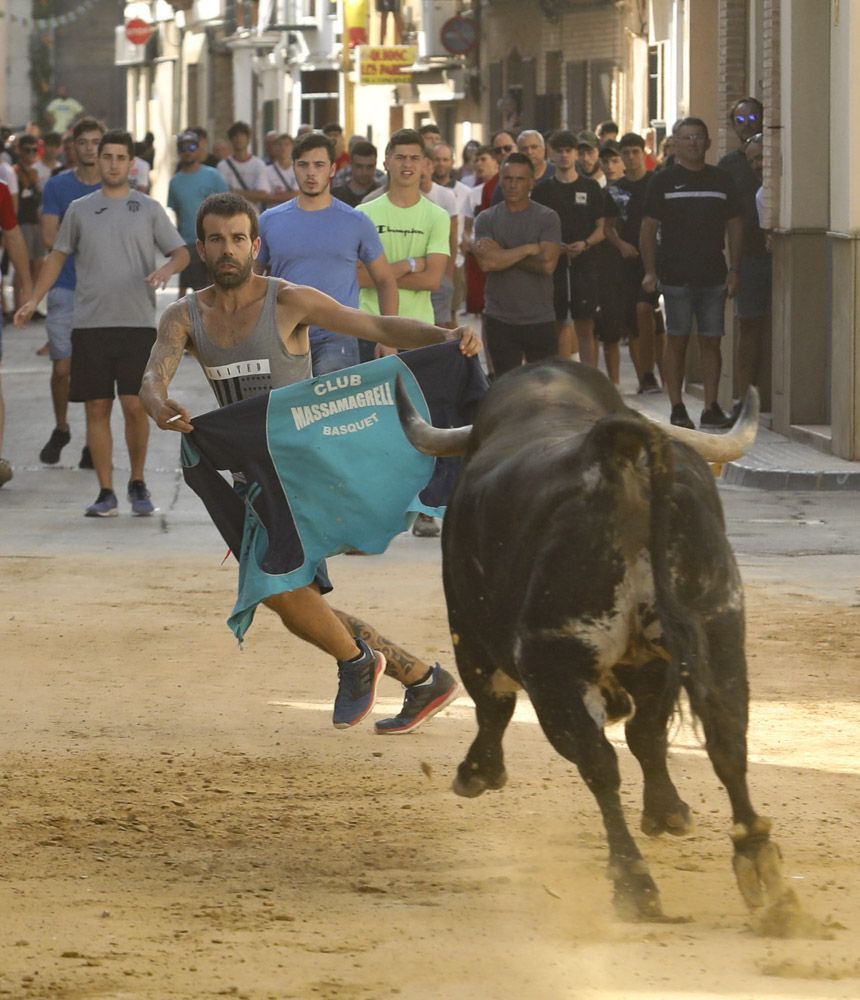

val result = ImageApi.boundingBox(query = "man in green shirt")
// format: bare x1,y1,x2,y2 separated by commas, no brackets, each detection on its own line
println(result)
357,128,450,536
357,128,450,323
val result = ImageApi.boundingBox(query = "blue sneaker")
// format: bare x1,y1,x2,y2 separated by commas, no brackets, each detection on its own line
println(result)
85,489,118,518
128,480,155,516
375,664,459,735
333,638,386,729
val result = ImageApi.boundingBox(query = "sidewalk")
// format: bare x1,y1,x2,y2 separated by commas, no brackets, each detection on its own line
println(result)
3,300,859,496
616,359,860,492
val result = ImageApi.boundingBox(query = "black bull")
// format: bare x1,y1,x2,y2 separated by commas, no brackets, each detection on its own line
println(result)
396,360,790,922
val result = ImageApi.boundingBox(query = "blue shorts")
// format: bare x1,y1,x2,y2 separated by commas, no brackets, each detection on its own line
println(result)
660,283,727,337
735,254,771,320
45,286,76,361
311,333,360,376
431,275,454,325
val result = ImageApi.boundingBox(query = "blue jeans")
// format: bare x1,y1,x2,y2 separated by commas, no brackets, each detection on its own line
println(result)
660,283,727,337
311,333,360,376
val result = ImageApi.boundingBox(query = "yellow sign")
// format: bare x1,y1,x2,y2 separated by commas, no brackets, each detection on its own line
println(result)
358,45,417,85
344,0,369,48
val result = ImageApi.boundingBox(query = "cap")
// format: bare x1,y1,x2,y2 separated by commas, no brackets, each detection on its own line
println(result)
599,140,622,159
548,129,577,151
177,130,198,147
576,130,600,150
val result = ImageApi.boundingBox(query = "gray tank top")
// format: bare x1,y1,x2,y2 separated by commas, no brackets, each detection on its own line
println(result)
187,277,312,407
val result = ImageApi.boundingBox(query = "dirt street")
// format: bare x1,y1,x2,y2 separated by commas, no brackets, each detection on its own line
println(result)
2,314,859,998
1,535,859,999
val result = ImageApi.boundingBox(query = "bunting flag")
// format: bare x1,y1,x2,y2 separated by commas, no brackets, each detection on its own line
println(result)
181,342,487,642
1,0,108,30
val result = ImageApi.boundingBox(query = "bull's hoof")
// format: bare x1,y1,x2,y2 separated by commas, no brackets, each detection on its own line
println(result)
641,802,694,838
731,822,784,911
609,860,673,923
452,765,508,799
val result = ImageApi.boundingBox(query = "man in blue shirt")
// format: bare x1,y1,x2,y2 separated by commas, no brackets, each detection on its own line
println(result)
168,130,229,296
38,117,104,467
258,131,398,374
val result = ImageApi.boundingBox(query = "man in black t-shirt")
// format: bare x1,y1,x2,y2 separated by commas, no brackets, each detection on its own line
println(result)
640,117,743,430
717,98,770,415
532,130,604,367
604,132,664,394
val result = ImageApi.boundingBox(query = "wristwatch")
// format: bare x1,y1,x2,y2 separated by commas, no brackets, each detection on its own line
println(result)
407,256,417,272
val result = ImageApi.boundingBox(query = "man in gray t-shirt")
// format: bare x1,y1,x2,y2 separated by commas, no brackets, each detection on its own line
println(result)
15,129,188,519
473,153,561,376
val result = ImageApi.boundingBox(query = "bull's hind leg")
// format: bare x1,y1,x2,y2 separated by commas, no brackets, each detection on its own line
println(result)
521,645,664,921
450,637,517,799
615,661,693,837
685,612,787,913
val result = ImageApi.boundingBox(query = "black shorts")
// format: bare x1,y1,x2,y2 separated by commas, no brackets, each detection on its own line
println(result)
620,258,660,335
69,327,157,402
484,315,557,378
376,0,401,11
554,260,598,321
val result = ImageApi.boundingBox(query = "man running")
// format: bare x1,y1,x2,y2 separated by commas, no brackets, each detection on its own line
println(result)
140,191,479,734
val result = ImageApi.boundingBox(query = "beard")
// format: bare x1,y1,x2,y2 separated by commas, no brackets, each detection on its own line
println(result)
207,254,254,288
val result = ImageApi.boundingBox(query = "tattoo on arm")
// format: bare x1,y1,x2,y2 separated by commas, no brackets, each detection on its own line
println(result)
143,302,191,399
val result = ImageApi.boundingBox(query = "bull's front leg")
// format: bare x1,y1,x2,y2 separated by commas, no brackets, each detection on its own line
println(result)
450,637,516,798
521,639,666,922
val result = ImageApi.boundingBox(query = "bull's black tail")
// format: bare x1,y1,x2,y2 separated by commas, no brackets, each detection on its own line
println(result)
583,415,703,703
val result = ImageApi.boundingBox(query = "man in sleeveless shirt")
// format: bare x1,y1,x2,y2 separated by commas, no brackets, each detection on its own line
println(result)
140,192,480,735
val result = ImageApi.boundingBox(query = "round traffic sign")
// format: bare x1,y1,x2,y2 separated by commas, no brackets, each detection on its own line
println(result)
440,15,478,57
125,18,154,46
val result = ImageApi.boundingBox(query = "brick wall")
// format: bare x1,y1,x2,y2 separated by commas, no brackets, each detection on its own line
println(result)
482,0,624,129
761,0,780,230
717,0,749,158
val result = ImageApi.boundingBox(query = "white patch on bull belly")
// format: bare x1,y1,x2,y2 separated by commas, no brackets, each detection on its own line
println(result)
558,551,657,670
580,463,602,493
583,683,607,728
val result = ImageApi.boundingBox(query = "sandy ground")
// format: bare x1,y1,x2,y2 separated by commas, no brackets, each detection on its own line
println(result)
1,536,859,1000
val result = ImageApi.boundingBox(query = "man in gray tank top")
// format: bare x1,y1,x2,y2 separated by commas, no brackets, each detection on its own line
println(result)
141,192,481,735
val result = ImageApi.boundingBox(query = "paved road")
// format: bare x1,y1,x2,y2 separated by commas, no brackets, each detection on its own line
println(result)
2,293,857,604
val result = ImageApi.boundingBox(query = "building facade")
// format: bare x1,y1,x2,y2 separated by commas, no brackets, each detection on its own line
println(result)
108,0,858,461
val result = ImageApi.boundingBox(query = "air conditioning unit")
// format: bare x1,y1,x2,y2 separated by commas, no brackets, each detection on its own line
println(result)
419,0,459,58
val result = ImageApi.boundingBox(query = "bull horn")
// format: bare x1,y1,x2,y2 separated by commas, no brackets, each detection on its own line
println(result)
658,386,760,462
395,374,472,457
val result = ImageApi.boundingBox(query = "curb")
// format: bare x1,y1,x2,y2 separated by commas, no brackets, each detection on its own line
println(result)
722,461,860,491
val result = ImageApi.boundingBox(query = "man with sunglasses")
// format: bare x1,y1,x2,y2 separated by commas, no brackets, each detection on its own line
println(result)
717,98,770,420
168,130,229,296
478,131,515,214
640,117,743,431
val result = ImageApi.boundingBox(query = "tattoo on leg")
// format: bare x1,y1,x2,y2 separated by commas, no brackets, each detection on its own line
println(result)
332,608,428,685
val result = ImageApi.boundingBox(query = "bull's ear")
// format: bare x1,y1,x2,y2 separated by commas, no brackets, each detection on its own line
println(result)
395,375,472,457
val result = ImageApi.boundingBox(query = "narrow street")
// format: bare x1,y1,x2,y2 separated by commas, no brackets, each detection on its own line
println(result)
1,304,858,999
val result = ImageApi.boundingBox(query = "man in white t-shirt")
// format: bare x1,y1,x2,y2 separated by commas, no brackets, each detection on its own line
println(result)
217,121,271,210
129,156,151,193
420,153,458,328
432,142,474,322
265,133,298,205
